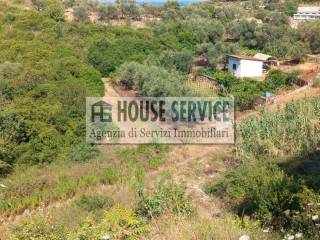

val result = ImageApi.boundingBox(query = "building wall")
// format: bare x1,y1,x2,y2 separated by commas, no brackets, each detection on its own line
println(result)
239,59,263,77
228,58,241,77
228,58,263,77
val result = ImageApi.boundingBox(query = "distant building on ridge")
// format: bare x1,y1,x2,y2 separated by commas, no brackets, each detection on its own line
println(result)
293,7,320,20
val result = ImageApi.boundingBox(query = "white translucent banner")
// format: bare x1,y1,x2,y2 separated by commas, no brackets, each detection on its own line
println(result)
86,97,235,144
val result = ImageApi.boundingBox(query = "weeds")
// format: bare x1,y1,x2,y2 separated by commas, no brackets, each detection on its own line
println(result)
76,194,114,212
137,182,193,218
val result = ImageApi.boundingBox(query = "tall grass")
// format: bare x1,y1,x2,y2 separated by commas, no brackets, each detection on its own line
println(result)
0,144,169,217
237,96,320,161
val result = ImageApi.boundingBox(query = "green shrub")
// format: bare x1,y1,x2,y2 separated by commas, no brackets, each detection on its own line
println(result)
104,205,150,239
99,166,119,185
0,160,12,176
75,205,149,240
264,69,287,91
76,194,114,212
44,3,65,22
73,216,103,240
69,143,100,162
12,216,67,240
159,49,193,73
207,161,302,222
137,182,193,217
115,62,190,97
211,72,264,110
208,159,320,237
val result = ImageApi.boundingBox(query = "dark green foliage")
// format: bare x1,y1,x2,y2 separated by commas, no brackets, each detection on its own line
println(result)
137,182,193,217
73,6,89,22
87,30,162,76
280,0,298,16
12,216,67,240
116,62,190,97
69,143,100,162
207,97,320,236
264,69,296,91
159,49,193,73
208,160,320,235
44,3,65,22
0,7,105,173
76,194,114,211
185,16,225,44
202,70,297,111
298,21,320,54
210,72,265,110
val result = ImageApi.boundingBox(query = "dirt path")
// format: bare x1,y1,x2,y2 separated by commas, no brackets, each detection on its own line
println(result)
101,78,320,218
2,80,319,233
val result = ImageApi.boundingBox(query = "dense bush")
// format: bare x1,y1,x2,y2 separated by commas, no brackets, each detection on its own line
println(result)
76,194,114,212
207,160,320,236
75,205,150,240
0,7,105,174
209,72,264,110
207,96,320,237
298,21,320,54
116,62,190,97
12,216,67,240
264,69,295,91
69,143,100,162
159,49,193,73
87,30,163,76
137,182,193,217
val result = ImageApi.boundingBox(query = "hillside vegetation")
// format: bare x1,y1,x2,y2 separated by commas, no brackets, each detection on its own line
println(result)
0,0,320,239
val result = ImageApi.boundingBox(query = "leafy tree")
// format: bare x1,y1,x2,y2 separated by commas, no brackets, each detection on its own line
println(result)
298,21,320,54
73,6,89,22
207,42,237,70
263,12,289,26
44,3,65,22
116,61,142,89
116,0,140,19
227,20,258,48
161,0,181,20
88,31,162,76
264,69,287,90
116,62,190,97
213,5,244,22
287,41,309,62
281,0,298,16
185,16,224,44
159,49,193,73
97,4,120,21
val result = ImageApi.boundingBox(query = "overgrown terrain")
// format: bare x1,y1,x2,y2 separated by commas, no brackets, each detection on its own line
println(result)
0,0,320,239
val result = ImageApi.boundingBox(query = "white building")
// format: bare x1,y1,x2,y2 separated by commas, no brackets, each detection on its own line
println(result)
293,7,320,20
228,55,263,78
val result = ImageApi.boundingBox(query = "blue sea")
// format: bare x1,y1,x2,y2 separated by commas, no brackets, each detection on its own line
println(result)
100,0,203,5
